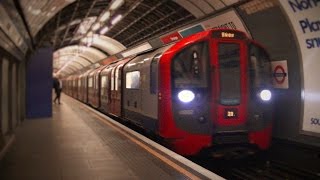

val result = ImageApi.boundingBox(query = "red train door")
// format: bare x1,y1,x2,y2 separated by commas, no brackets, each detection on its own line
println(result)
211,39,248,127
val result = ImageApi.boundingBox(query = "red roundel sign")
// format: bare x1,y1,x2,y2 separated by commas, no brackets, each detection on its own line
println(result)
273,65,287,84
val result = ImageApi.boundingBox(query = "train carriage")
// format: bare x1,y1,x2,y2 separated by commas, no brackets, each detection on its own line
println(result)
65,29,273,156
157,29,273,155
87,68,103,108
107,57,132,117
73,75,80,100
79,69,94,103
122,46,171,131
65,75,73,96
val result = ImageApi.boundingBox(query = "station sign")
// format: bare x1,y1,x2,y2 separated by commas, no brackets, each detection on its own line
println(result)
271,60,289,89
160,32,182,44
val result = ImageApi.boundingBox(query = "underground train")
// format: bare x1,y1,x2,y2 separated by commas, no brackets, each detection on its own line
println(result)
63,29,273,156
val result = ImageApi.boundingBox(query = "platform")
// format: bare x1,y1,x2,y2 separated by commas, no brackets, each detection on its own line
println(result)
0,94,222,180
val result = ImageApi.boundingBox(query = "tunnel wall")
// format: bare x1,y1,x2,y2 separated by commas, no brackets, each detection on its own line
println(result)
26,48,53,118
0,48,24,157
236,3,319,147
1,58,10,135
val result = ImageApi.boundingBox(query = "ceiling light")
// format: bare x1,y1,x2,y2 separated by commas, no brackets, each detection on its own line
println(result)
81,37,87,43
100,11,110,22
92,23,100,31
87,31,93,37
76,17,97,35
100,27,109,34
110,0,124,10
111,14,122,25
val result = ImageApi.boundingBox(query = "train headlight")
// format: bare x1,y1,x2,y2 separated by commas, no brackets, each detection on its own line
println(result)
178,90,195,103
260,89,272,101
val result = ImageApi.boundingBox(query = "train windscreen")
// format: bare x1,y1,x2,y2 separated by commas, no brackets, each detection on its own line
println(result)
249,44,272,89
172,42,209,89
218,43,241,105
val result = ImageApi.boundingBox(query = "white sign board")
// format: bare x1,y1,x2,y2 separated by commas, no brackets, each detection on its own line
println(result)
201,10,252,37
271,60,289,89
163,9,252,41
278,0,320,135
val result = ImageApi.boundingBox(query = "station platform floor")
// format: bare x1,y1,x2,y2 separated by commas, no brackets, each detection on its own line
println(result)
0,94,222,180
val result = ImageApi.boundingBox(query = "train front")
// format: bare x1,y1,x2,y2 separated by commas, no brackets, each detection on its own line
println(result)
159,29,273,155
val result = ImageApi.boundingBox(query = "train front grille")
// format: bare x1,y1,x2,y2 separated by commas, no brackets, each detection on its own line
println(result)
213,132,249,145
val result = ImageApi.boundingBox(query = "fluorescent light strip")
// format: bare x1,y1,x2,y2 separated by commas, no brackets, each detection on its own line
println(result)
100,11,110,22
110,0,124,10
111,14,122,25
92,23,100,31
100,26,109,34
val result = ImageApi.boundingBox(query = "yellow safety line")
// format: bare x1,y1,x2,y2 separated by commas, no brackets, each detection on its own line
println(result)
78,104,201,180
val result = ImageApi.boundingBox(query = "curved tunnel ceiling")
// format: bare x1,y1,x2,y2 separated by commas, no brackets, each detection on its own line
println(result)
18,0,245,76
82,34,126,55
53,45,108,75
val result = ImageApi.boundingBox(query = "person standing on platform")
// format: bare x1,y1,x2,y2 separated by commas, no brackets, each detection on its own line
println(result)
53,76,62,104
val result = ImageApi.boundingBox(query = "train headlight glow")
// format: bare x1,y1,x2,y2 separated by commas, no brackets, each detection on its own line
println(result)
260,89,272,101
178,90,195,103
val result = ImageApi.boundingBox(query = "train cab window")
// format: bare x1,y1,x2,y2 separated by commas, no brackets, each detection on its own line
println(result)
150,53,162,94
126,71,140,89
172,42,209,88
249,44,272,88
218,43,241,105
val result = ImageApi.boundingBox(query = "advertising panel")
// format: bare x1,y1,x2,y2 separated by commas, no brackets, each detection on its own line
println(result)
279,0,320,135
201,10,251,37
160,9,251,45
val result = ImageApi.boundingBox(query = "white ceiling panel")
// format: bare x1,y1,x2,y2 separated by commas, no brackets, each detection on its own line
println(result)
221,0,240,6
173,0,205,18
20,0,76,36
174,0,242,18
89,34,126,55
193,0,215,14
54,45,107,62
206,0,225,10
53,45,107,75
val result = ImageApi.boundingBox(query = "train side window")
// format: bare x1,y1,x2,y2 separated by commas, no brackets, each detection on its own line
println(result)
88,77,93,88
95,75,99,90
101,76,108,88
111,67,115,90
115,65,122,91
150,53,162,94
126,71,140,89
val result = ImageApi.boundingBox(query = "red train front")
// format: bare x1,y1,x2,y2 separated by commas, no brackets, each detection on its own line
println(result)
158,29,273,155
